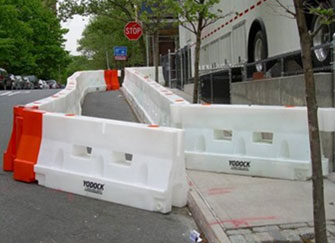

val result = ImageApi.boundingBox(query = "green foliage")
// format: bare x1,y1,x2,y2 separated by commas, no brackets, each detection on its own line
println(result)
60,55,91,83
310,6,335,25
42,0,57,12
169,0,221,33
58,0,135,22
77,16,144,69
167,0,222,103
0,0,69,80
137,0,178,33
59,0,148,67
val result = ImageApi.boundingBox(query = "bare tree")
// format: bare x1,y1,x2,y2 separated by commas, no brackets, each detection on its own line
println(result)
170,0,226,103
278,0,331,241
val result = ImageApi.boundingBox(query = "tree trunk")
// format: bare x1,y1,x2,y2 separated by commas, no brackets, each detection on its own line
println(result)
293,1,328,242
154,30,160,83
193,12,204,104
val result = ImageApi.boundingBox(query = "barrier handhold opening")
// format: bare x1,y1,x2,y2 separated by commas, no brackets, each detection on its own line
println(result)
214,129,233,141
111,151,133,166
253,132,274,144
72,145,93,158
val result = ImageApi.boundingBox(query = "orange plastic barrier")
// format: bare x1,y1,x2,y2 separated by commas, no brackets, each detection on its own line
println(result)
3,106,25,171
104,69,120,90
13,108,44,182
3,107,44,182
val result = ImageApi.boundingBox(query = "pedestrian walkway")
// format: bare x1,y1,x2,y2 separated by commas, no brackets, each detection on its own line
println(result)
81,89,138,122
188,170,335,243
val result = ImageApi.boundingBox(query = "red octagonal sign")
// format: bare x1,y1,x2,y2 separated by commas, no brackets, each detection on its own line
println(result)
124,21,143,41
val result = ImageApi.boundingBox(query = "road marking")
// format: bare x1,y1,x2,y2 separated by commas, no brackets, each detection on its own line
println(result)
0,91,31,97
0,91,12,96
7,91,22,96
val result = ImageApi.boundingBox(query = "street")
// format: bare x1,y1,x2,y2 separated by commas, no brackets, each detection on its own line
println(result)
0,89,197,243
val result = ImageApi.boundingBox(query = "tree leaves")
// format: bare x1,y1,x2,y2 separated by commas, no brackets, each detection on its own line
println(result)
76,16,144,69
0,0,69,80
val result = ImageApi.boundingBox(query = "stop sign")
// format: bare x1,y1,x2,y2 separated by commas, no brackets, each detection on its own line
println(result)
124,22,143,41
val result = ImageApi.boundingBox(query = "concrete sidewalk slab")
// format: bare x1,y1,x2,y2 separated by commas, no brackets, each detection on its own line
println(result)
187,170,335,242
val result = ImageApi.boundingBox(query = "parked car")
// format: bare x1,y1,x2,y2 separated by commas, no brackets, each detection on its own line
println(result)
0,68,8,89
22,76,34,89
6,74,16,90
38,79,49,89
23,75,39,89
46,80,58,89
12,76,24,90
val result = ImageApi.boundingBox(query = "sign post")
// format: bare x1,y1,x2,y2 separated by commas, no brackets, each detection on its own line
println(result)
124,22,143,41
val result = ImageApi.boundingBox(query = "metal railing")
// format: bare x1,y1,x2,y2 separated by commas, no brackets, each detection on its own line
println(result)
161,38,335,104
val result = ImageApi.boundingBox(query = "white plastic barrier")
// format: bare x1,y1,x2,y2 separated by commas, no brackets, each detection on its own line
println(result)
122,67,189,126
25,70,106,114
129,66,165,86
7,69,189,213
170,104,333,180
34,113,188,213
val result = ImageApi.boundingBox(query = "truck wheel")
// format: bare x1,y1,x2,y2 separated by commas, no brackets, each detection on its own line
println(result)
252,30,268,71
311,6,335,67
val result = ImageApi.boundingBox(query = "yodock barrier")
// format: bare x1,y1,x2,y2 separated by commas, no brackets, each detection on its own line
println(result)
122,67,189,126
4,70,120,177
119,66,335,180
3,69,188,213
24,70,119,114
171,104,334,180
34,113,187,213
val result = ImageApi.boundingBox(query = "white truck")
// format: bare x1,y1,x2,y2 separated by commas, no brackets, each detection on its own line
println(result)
178,0,334,76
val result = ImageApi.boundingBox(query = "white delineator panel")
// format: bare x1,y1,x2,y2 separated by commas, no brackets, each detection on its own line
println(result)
34,113,188,213
171,104,332,180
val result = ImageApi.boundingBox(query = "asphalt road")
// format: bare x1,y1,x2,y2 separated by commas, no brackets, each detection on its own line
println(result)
0,89,197,243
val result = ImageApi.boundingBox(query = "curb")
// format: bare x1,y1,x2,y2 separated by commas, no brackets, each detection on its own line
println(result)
187,175,231,243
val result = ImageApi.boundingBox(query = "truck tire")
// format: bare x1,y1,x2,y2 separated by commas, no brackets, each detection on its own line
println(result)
252,30,268,71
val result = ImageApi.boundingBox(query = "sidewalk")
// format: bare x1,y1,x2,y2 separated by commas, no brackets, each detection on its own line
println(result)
167,89,335,243
188,170,335,243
